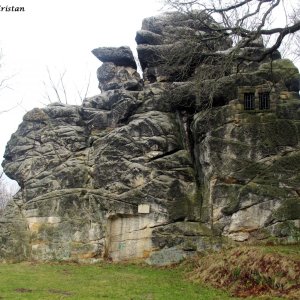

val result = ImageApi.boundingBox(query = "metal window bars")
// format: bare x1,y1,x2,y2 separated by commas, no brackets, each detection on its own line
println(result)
244,93,255,110
259,92,270,110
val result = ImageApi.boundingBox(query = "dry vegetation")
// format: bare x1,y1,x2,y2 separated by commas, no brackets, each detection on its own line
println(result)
189,245,300,299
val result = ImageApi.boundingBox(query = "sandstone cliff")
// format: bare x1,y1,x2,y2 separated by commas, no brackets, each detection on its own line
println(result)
1,12,300,265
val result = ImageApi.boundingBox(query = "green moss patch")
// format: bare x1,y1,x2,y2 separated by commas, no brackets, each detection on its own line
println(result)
274,198,300,221
259,59,300,87
253,152,300,189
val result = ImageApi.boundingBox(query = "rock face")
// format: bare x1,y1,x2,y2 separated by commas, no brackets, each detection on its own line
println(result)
92,46,137,69
1,12,300,264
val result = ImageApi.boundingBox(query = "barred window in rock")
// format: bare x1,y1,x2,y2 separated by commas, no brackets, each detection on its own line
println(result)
259,92,270,110
244,93,255,110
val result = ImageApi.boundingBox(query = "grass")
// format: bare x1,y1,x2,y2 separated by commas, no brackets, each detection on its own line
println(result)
263,244,300,260
0,262,240,300
0,245,298,299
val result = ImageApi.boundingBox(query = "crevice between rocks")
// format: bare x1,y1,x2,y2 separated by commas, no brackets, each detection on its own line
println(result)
148,148,182,161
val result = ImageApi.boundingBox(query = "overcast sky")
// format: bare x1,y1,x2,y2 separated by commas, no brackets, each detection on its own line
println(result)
0,0,162,179
0,0,299,184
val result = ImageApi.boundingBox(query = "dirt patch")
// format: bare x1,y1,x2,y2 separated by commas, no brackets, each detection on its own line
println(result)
189,246,300,299
15,288,33,293
48,289,73,296
61,268,72,275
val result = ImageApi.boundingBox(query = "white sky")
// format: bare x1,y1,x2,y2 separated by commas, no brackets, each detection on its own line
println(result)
0,0,162,178
0,0,299,185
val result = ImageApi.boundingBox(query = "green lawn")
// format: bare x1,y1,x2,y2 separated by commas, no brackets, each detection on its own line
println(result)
0,262,254,300
1,246,296,300
0,247,297,299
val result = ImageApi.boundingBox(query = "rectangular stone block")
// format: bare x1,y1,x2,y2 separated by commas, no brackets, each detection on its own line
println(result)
138,204,150,214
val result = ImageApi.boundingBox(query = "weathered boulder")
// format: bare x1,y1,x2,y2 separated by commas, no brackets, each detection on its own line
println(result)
1,75,206,263
92,46,142,92
136,11,232,83
96,62,142,92
92,46,137,69
259,59,300,92
135,30,163,45
1,11,299,264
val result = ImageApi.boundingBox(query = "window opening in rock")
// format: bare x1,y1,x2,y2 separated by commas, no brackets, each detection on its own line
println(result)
147,74,156,83
213,96,227,107
244,93,255,110
259,92,270,110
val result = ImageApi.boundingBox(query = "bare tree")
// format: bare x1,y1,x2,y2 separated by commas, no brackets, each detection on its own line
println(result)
0,48,24,115
159,0,300,113
42,67,91,105
163,0,300,61
0,172,19,211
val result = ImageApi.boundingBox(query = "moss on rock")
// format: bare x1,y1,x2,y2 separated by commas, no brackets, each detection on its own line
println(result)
274,198,300,221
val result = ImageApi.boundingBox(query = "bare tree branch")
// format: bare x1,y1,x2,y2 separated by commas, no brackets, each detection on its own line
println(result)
0,99,23,115
60,70,68,104
163,0,300,61
0,171,19,210
158,0,300,119
46,67,63,103
43,68,91,104
209,0,254,13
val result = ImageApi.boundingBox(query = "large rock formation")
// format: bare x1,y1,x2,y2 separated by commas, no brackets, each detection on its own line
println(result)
1,12,300,264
